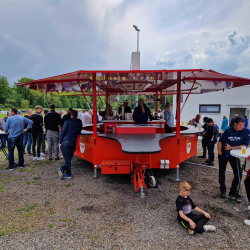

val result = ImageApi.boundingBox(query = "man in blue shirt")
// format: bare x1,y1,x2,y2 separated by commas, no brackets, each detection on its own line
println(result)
58,110,82,179
4,107,33,171
164,103,174,133
218,116,250,199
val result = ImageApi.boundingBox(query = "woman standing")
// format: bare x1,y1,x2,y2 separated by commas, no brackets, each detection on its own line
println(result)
221,116,228,133
133,99,152,124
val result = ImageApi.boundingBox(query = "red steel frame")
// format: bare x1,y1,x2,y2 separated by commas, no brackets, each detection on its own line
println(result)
74,70,199,195
17,68,250,195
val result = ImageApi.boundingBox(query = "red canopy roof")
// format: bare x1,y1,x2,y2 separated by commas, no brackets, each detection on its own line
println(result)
17,69,250,95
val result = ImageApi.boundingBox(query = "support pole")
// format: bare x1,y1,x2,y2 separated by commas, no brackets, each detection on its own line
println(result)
93,73,97,138
176,72,181,141
155,92,158,112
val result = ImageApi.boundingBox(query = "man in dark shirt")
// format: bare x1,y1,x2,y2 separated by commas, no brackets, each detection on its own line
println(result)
198,117,209,159
31,106,44,160
61,108,73,128
58,110,82,179
118,100,132,119
203,118,218,166
44,104,62,160
218,116,250,199
23,108,33,155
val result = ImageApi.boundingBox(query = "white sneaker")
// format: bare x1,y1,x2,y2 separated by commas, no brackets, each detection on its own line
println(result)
33,157,37,160
247,206,250,211
36,156,45,161
244,219,250,226
204,225,216,232
40,152,45,156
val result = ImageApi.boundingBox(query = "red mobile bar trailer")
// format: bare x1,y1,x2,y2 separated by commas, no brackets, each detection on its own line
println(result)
18,69,250,197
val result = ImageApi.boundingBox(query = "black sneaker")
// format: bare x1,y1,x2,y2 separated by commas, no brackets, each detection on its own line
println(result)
48,157,53,161
220,192,227,199
18,165,25,169
5,167,14,171
228,193,239,199
55,156,63,160
205,159,211,163
198,155,206,158
207,162,214,166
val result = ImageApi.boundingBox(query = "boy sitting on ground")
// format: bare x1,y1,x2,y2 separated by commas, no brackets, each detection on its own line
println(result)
176,181,216,234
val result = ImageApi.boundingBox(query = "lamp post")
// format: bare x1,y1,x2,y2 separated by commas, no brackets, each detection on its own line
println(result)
133,25,140,52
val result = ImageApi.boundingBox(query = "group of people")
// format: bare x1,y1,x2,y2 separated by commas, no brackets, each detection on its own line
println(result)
2,105,82,179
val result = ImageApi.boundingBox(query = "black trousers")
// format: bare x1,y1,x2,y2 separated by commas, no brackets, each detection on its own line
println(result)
165,124,172,133
218,156,242,194
179,214,209,233
201,138,207,157
41,134,46,153
207,141,216,162
32,133,43,157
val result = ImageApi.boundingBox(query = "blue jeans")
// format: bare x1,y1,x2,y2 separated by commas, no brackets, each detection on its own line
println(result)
61,141,76,176
23,133,32,154
8,134,24,168
0,134,5,149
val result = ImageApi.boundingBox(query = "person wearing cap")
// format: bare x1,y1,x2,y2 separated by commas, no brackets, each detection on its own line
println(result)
217,116,250,199
118,100,131,119
17,111,22,116
202,118,218,166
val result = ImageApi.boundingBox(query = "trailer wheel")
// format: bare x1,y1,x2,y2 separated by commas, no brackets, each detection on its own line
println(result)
149,176,156,187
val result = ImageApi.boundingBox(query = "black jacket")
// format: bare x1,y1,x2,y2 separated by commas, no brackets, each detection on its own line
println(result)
24,115,32,133
133,104,153,124
44,110,62,132
62,113,71,128
30,112,43,135
205,124,218,142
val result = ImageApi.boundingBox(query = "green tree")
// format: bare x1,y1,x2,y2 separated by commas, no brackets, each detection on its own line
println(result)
62,97,71,108
21,99,30,109
4,99,16,107
0,76,12,105
71,98,77,108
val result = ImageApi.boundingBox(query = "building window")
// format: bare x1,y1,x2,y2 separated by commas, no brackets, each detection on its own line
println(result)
199,104,221,113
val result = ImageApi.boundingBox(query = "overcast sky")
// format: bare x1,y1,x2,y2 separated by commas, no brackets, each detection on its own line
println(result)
1,0,250,85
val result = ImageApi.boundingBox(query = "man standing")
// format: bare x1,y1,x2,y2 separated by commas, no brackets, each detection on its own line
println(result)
31,106,44,160
80,110,92,126
164,103,174,133
118,100,132,119
4,107,33,171
188,114,201,127
41,109,49,155
61,108,73,128
202,118,218,166
218,116,250,199
23,108,33,155
58,110,82,179
44,104,62,160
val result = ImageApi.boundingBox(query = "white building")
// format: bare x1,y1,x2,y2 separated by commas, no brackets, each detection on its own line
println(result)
173,85,250,130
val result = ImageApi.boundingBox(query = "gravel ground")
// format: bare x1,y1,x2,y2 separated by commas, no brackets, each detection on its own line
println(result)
1,140,250,250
